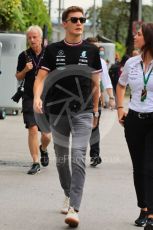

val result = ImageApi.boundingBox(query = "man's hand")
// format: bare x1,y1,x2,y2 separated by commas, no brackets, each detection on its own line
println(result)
33,97,43,114
108,97,116,110
16,61,34,81
93,116,98,128
24,61,33,73
92,112,99,128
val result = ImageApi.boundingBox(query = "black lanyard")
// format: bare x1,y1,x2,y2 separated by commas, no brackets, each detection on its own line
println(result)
29,49,45,75
31,54,41,69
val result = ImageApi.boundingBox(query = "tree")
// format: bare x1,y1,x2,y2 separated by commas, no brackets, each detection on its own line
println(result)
0,0,51,38
97,0,130,43
0,0,24,31
87,0,153,56
126,0,138,55
126,1,153,55
21,0,51,31
142,4,153,22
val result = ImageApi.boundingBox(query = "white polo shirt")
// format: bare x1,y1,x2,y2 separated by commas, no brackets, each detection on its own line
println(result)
100,58,113,89
119,54,153,113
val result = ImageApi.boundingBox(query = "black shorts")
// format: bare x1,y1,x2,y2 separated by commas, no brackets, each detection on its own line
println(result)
23,111,37,129
22,98,50,132
22,97,36,129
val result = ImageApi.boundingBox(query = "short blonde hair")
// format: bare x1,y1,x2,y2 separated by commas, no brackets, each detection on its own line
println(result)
26,25,43,38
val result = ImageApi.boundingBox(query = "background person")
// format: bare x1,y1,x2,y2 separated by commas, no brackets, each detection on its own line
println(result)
86,37,115,167
116,23,153,230
99,45,115,109
132,49,140,57
16,25,51,175
109,53,129,105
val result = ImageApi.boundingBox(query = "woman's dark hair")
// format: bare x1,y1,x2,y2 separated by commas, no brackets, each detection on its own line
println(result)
120,54,130,66
141,23,153,58
62,6,84,22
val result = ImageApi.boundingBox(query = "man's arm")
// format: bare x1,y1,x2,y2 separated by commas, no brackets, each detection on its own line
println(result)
91,71,100,127
33,69,48,113
100,59,115,109
16,61,33,80
91,72,100,112
105,88,115,109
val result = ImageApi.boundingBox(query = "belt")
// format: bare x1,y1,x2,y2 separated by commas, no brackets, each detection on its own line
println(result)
129,109,153,119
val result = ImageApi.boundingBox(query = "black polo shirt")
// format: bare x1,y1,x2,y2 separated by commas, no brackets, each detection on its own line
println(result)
17,47,44,98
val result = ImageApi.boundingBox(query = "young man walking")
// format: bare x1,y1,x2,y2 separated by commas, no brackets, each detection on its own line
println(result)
34,6,102,227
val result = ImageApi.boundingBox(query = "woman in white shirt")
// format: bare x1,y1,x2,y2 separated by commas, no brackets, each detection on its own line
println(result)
116,23,153,230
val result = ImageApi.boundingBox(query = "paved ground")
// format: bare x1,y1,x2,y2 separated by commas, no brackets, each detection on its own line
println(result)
0,107,140,230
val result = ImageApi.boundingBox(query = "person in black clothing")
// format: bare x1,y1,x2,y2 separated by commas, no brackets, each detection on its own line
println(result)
33,6,102,227
86,37,115,167
109,54,129,94
16,25,51,175
109,60,120,94
85,37,102,166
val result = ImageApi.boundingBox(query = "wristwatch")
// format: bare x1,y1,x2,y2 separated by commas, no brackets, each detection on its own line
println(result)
109,96,115,100
93,112,99,118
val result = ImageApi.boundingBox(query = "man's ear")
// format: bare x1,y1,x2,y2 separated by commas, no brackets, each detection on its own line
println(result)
62,22,67,29
62,21,67,28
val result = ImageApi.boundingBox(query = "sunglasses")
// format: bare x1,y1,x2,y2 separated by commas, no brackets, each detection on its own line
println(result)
66,17,86,24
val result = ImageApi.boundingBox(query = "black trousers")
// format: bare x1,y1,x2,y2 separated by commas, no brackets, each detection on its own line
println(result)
89,110,101,158
124,111,153,214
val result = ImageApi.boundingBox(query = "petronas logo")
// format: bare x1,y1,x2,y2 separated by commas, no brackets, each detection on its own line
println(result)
81,51,87,58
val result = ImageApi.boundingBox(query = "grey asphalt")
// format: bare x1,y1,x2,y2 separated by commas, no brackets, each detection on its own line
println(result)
0,107,139,230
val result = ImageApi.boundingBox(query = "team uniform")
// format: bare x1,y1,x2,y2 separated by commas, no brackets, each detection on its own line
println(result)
41,39,102,211
119,54,153,216
41,40,102,114
17,48,44,128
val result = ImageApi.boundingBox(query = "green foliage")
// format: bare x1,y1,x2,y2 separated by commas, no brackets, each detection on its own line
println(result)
115,42,126,58
142,5,153,22
98,0,130,44
0,0,24,31
21,0,51,31
87,0,153,48
0,0,51,39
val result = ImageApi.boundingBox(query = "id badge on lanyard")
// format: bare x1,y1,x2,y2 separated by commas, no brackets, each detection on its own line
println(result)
140,61,153,102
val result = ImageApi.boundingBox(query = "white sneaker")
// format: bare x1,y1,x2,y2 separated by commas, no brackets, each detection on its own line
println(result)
65,207,79,227
61,196,70,214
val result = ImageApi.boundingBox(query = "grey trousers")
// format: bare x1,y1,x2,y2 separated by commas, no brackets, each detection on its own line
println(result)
49,112,93,211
